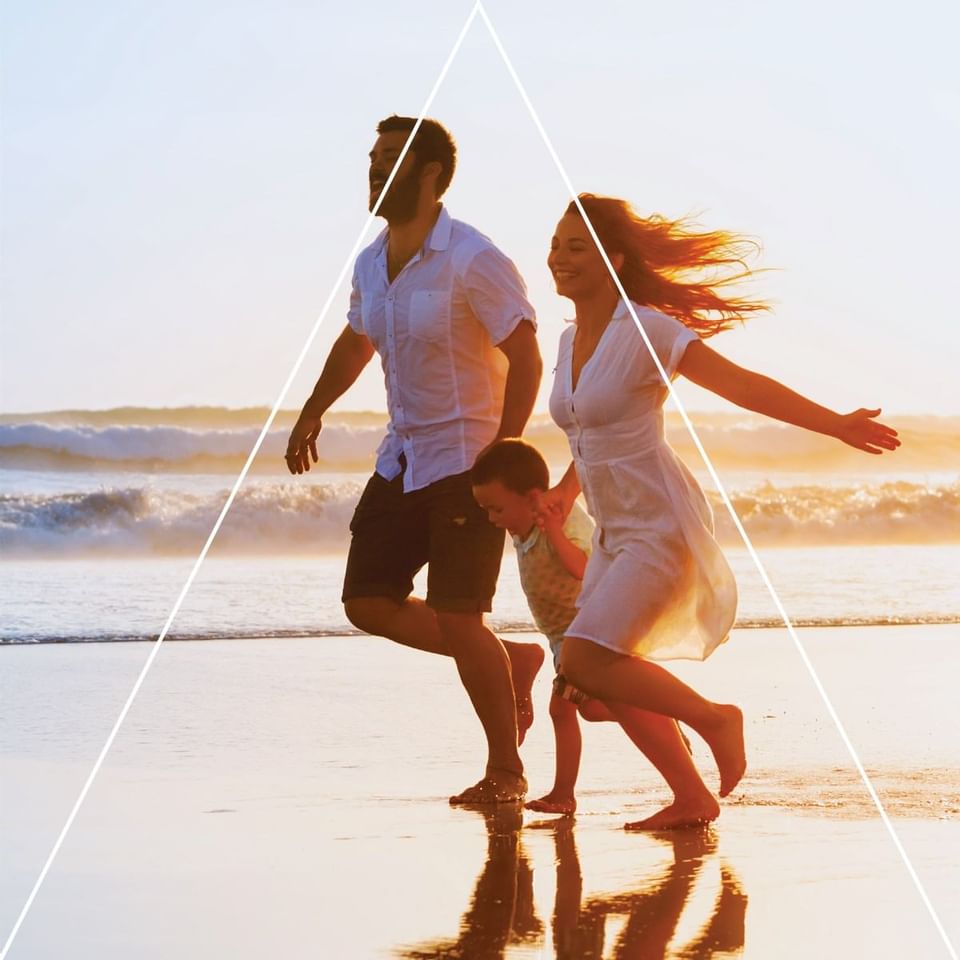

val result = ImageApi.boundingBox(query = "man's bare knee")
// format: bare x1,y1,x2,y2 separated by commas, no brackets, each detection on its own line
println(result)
435,610,485,644
344,597,397,636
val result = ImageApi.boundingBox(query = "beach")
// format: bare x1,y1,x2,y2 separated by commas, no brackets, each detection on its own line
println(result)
3,407,958,956
3,627,958,958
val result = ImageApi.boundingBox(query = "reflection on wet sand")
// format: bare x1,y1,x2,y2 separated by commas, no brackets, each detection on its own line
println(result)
396,806,747,959
545,819,747,959
397,804,539,959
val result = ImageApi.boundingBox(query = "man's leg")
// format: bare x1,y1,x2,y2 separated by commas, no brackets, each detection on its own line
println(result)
438,612,526,803
423,470,531,802
344,597,543,747
342,467,535,800
344,596,540,665
344,595,446,654
347,597,527,800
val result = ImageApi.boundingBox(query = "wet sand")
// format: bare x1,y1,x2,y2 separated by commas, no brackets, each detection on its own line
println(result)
2,626,958,957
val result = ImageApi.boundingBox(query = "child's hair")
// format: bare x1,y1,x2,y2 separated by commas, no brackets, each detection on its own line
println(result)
471,439,550,494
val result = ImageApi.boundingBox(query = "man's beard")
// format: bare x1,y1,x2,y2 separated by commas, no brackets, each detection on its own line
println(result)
369,166,421,224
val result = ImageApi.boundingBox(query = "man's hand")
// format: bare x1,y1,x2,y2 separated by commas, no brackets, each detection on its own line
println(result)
285,413,323,474
833,408,901,455
285,324,375,476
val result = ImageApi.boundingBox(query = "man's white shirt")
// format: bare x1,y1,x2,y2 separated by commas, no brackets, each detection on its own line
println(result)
348,206,536,492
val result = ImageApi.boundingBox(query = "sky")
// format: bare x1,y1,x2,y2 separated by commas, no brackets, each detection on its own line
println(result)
2,0,958,416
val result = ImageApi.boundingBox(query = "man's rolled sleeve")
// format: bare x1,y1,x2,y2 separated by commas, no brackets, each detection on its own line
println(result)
346,262,364,335
460,246,537,346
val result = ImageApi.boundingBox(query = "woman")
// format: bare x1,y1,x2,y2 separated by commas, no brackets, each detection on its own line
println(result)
545,194,899,830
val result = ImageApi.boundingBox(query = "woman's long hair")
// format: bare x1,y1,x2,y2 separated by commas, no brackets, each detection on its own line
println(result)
569,194,770,336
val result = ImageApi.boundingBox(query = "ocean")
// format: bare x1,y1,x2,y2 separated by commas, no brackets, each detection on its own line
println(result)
0,408,960,643
2,407,958,644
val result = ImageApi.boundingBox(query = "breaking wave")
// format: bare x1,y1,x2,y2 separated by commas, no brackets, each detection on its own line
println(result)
2,478,958,557
2,409,957,473
0,481,362,556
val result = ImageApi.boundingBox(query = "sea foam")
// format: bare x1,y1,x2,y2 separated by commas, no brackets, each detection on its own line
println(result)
2,478,958,557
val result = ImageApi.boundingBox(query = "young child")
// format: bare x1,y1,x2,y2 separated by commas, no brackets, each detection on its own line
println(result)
471,438,623,814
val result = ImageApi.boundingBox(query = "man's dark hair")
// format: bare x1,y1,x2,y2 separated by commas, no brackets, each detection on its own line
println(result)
376,115,457,197
471,439,550,495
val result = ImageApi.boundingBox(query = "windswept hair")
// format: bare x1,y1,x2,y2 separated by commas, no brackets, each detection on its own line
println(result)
568,194,770,336
377,115,457,197
472,439,550,495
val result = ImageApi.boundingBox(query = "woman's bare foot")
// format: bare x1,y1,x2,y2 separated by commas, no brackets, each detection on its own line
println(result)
624,794,720,831
450,769,528,805
701,704,746,797
524,792,576,815
504,641,545,745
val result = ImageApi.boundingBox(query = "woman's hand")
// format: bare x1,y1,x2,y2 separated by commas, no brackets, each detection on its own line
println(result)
537,461,582,520
680,342,902,456
538,485,572,521
833,408,901,455
536,497,566,533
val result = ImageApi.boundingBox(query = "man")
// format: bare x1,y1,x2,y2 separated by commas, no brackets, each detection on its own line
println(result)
285,116,543,803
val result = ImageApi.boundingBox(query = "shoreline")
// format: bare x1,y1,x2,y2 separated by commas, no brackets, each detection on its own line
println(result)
4,615,960,647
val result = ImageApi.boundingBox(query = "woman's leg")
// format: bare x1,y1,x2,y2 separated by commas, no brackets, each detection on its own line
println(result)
560,636,745,798
607,704,719,829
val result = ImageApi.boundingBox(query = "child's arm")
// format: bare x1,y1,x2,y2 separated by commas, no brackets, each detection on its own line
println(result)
538,501,588,580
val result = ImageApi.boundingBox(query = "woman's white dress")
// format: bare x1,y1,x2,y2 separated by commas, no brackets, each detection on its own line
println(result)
549,299,738,661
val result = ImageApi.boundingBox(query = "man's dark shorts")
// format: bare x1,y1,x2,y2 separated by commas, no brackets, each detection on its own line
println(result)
341,462,505,614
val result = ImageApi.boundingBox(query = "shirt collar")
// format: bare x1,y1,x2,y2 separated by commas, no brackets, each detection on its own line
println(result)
375,205,451,261
426,205,452,251
566,297,632,325
513,524,541,553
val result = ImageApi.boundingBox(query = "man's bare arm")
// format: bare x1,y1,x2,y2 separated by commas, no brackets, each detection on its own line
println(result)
494,319,542,441
285,324,375,474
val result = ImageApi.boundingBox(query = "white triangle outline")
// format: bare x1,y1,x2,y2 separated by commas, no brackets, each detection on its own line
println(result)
3,4,954,958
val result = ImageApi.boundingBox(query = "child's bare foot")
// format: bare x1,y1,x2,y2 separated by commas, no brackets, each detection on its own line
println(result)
504,641,544,745
524,792,576,815
450,769,528,805
624,794,720,831
701,704,746,797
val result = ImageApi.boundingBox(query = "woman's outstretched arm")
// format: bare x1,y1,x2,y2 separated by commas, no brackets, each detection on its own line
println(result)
677,340,900,455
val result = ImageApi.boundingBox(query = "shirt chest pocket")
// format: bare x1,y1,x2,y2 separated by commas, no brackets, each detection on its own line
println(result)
407,289,449,343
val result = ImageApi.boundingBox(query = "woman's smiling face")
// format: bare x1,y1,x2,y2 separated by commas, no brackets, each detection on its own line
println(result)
547,212,621,302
